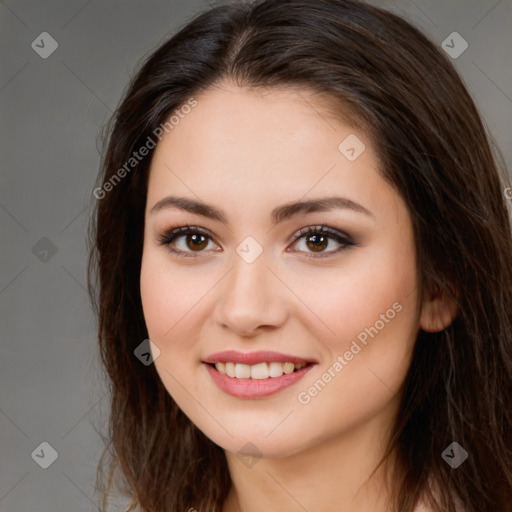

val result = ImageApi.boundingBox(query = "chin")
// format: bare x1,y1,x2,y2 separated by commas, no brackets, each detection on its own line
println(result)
200,424,310,460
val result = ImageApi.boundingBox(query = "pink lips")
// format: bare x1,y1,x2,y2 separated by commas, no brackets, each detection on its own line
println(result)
202,350,318,399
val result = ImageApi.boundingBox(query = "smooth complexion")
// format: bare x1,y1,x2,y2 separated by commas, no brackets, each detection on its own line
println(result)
139,81,456,512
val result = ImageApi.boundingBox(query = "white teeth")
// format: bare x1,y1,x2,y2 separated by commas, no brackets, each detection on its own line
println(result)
283,362,295,374
251,362,269,379
235,363,251,379
269,362,283,377
225,362,236,378
213,361,307,379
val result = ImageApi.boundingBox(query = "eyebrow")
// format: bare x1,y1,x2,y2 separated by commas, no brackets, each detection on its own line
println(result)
150,195,373,225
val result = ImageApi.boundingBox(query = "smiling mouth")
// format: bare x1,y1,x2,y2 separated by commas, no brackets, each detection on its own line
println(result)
207,361,314,380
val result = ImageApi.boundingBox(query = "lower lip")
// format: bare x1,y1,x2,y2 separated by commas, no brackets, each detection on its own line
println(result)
204,363,316,399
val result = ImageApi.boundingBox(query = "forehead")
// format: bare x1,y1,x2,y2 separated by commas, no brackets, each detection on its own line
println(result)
175,80,366,142
144,82,406,229
149,83,376,182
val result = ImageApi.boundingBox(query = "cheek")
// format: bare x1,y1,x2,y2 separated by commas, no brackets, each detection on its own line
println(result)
140,262,177,340
292,240,420,420
288,243,418,355
139,252,209,399
140,251,202,345
140,249,224,374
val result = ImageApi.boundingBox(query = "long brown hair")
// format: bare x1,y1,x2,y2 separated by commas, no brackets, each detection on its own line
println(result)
87,0,512,510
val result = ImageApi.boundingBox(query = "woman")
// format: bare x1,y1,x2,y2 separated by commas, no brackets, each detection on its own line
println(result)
87,0,512,511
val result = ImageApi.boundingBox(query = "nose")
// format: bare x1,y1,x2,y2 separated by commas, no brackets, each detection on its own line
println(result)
212,249,289,337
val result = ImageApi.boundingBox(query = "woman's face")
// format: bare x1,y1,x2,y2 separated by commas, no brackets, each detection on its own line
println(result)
140,82,423,458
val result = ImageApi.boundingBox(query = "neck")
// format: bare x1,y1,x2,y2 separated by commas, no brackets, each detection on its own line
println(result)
222,403,400,512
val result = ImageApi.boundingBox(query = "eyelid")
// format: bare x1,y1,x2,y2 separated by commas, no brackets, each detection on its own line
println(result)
288,224,353,244
156,223,212,241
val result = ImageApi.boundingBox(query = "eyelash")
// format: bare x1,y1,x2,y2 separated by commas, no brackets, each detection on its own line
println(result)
156,224,355,259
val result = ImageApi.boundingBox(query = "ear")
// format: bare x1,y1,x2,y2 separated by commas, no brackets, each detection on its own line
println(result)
419,286,458,333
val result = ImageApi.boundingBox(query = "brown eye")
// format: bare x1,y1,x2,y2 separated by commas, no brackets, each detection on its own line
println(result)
304,233,329,252
290,225,355,258
185,233,209,251
157,225,218,257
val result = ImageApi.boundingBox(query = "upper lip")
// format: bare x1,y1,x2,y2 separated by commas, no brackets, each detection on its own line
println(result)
202,350,318,366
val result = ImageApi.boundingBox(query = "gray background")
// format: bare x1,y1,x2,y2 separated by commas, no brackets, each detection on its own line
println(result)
1,1,511,511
